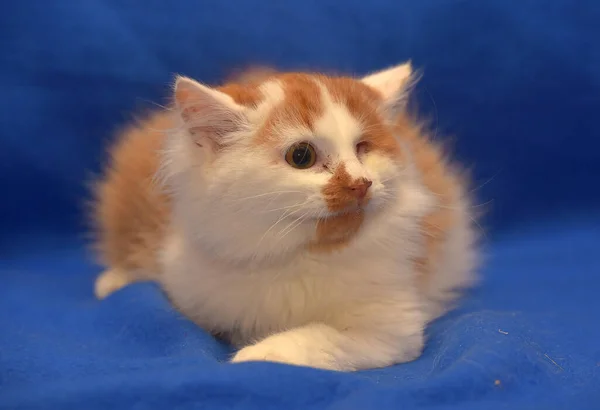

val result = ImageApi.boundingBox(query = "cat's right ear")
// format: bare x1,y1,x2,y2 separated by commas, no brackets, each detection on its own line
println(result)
173,76,247,150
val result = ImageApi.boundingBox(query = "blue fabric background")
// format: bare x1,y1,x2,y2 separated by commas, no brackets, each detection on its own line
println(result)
1,0,599,409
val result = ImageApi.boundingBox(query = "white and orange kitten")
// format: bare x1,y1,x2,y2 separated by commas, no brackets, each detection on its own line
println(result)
91,62,478,371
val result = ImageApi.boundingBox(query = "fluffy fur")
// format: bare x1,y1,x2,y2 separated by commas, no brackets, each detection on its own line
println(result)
91,63,478,371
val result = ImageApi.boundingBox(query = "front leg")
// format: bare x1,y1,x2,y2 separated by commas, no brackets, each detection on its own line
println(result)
231,304,426,371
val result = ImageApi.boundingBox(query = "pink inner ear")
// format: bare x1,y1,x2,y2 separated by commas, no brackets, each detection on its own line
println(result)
187,117,238,139
181,105,205,122
183,103,240,148
175,79,244,146
174,84,198,106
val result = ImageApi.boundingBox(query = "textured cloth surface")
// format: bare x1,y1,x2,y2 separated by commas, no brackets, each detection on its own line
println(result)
1,222,599,409
1,0,599,409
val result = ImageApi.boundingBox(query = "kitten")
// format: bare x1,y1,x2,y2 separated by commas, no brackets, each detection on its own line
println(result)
91,62,478,371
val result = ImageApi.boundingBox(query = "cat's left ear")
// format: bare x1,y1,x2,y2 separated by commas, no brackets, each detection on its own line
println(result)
173,76,248,150
361,62,417,113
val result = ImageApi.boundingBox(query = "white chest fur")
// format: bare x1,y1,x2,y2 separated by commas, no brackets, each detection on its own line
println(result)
159,223,416,346
157,177,474,371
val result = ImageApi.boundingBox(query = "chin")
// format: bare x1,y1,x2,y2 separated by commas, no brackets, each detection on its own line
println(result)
363,193,392,215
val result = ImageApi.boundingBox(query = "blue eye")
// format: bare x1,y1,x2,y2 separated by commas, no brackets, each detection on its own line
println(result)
285,142,317,169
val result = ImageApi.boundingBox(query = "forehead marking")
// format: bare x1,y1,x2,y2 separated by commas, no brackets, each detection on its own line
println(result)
319,76,401,158
217,82,263,107
312,82,363,151
253,74,324,146
246,80,285,124
278,74,324,131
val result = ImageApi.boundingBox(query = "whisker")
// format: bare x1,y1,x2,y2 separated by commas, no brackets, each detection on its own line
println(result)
435,199,494,211
262,201,310,213
277,213,307,238
264,191,286,209
233,191,305,202
255,207,304,249
279,214,311,241
433,205,488,239
469,171,502,195
278,211,310,239
136,98,172,112
467,213,487,240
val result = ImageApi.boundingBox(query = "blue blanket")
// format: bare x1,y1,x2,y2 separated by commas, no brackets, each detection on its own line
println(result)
1,0,599,408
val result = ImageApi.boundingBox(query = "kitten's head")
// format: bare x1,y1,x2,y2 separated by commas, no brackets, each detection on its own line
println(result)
163,63,419,261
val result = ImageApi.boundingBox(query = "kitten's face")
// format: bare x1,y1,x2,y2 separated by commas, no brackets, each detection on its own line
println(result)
168,64,414,256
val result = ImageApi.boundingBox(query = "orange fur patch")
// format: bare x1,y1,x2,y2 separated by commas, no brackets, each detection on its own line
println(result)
218,83,264,107
92,112,172,280
309,163,371,251
393,115,461,284
218,66,279,107
308,211,365,253
321,163,370,212
278,74,324,131
254,74,324,145
319,76,401,158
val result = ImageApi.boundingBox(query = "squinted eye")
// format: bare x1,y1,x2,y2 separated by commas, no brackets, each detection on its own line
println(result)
285,142,317,169
356,141,371,155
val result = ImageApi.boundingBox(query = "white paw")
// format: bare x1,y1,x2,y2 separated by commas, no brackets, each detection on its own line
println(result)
94,269,130,299
231,338,336,370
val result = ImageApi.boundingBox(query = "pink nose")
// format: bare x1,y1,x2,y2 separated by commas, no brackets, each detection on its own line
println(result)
347,179,372,199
